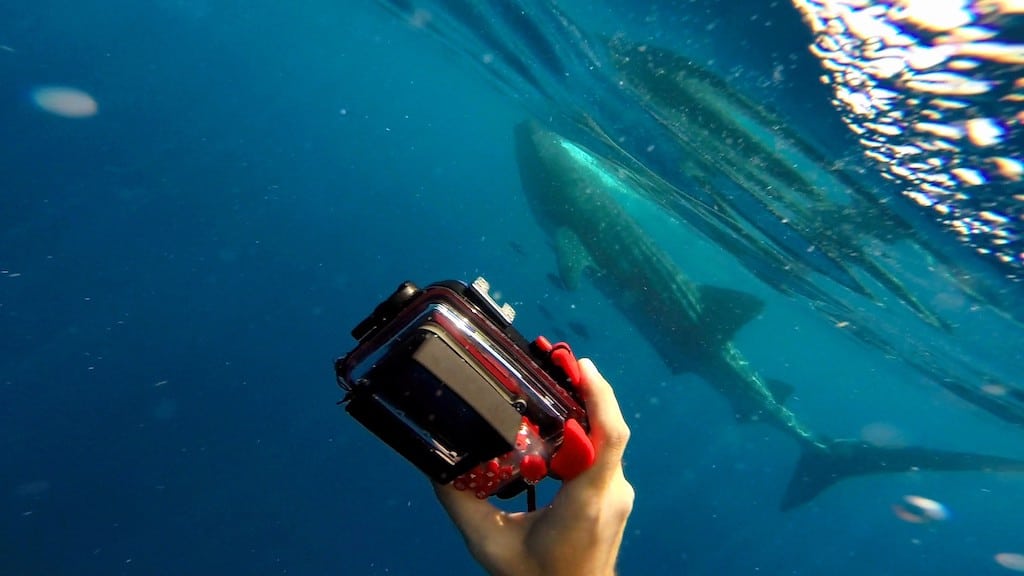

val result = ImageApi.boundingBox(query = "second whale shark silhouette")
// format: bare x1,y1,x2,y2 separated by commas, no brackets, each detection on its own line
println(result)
514,119,1024,509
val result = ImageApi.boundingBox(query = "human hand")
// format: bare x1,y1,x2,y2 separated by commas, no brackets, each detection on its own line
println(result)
434,358,634,576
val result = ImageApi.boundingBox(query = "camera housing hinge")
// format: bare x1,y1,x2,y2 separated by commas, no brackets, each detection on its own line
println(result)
470,277,516,326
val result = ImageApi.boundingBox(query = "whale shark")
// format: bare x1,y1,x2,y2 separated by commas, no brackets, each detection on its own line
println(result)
514,119,1024,509
604,37,960,332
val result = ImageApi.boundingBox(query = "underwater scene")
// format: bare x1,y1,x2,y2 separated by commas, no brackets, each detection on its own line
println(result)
2,0,1023,574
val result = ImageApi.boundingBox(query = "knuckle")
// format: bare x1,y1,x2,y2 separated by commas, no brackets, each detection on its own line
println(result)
470,535,516,568
621,480,636,509
612,479,635,518
604,420,631,451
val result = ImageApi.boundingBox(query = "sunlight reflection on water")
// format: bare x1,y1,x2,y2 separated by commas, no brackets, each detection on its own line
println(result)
792,0,1024,276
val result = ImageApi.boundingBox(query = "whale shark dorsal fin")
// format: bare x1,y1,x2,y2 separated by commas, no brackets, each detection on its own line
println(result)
554,227,591,291
696,285,764,343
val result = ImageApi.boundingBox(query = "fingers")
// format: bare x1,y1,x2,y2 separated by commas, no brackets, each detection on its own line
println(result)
434,482,528,572
577,358,631,481
433,482,505,541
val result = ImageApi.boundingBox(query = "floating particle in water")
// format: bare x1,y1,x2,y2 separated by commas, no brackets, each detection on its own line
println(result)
31,85,98,118
154,397,178,420
995,553,1024,572
409,8,432,29
861,421,907,447
981,382,1009,396
14,480,51,497
891,494,950,523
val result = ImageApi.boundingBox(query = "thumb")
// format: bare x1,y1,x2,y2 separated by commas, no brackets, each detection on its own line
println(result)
577,358,631,480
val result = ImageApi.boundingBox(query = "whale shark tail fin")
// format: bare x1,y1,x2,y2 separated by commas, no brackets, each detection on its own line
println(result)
780,439,1024,510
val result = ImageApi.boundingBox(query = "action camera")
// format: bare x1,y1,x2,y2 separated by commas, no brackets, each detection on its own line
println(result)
334,277,594,500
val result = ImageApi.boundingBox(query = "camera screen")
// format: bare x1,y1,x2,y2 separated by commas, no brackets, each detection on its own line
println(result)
350,328,523,482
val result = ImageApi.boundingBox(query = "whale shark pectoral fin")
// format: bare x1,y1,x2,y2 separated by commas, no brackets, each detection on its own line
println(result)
554,226,591,291
766,379,795,404
695,285,765,343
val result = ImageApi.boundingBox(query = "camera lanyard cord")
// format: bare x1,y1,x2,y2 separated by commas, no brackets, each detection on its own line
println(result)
526,485,537,512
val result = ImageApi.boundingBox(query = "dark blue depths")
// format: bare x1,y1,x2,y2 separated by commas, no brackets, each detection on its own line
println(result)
2,2,1023,575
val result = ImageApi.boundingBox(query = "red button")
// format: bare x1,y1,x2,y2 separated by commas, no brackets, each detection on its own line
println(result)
520,454,548,483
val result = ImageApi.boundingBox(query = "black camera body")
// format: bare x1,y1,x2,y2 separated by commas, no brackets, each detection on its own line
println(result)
335,277,591,499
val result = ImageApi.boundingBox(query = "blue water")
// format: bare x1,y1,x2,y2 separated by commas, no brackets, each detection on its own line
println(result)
3,1,1023,575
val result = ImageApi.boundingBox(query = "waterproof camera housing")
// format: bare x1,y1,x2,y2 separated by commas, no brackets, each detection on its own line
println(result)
335,277,590,499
